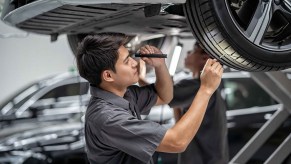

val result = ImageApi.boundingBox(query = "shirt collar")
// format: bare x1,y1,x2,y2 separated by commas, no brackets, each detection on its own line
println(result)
90,85,130,110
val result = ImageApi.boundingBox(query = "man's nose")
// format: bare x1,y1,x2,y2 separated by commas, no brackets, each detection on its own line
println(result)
132,58,138,67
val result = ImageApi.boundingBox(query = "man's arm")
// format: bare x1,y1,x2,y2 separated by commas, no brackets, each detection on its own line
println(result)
154,62,173,105
173,107,183,122
156,59,223,153
139,45,173,105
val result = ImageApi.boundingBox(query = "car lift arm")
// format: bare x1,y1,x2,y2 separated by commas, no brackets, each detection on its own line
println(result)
230,71,291,164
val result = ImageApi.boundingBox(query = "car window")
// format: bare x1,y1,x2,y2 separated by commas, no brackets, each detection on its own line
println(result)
27,82,89,114
39,82,89,100
223,78,277,110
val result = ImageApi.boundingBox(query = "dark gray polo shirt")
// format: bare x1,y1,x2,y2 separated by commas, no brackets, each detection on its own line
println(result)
85,84,167,164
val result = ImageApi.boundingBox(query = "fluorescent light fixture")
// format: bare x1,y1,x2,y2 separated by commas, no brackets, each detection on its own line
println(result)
169,45,182,76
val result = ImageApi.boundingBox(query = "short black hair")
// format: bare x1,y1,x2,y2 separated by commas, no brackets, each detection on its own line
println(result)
76,32,128,86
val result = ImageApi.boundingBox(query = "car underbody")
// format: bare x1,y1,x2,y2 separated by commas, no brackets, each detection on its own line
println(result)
3,1,190,39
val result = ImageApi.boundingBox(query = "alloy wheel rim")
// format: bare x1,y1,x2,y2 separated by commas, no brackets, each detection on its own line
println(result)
226,0,291,51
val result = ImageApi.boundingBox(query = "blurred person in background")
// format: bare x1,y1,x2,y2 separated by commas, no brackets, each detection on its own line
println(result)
168,42,229,164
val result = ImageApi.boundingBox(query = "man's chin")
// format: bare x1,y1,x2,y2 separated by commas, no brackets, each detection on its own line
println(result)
133,79,139,84
132,77,139,84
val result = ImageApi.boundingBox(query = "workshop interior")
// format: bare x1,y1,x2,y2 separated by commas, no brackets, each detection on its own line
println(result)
0,0,291,163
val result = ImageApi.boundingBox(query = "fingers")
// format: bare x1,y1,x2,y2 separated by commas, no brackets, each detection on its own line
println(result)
142,57,150,63
139,46,151,54
146,45,155,54
139,45,160,54
203,59,223,75
201,59,209,76
213,61,223,76
219,66,224,75
206,58,216,66
152,46,162,54
211,61,222,74
139,45,152,54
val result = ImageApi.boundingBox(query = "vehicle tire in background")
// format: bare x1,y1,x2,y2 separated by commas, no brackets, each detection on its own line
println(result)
184,0,291,71
68,34,138,56
67,34,163,56
67,34,88,56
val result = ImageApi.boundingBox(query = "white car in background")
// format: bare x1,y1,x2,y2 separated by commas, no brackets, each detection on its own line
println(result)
0,72,89,138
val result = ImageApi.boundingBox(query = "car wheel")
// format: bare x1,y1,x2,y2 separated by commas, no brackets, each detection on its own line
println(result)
184,0,291,71
67,34,164,56
68,34,139,56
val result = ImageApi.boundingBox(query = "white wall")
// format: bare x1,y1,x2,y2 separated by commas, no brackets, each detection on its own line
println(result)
0,21,75,104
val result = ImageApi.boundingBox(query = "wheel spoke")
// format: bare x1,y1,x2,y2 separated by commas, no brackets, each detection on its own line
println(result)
283,0,291,11
245,0,274,45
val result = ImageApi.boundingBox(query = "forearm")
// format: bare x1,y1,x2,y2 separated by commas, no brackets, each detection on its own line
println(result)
170,87,212,147
173,108,182,122
154,64,173,103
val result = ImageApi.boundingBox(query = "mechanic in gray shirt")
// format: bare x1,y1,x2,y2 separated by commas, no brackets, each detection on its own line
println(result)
76,33,223,164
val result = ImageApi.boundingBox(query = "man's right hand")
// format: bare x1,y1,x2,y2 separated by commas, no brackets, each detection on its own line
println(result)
199,59,223,95
139,45,165,68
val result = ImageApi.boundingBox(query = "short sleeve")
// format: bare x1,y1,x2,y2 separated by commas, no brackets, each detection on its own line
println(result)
97,109,167,163
128,84,158,115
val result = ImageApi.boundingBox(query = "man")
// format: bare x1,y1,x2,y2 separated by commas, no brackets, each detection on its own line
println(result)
76,33,223,164
169,42,229,164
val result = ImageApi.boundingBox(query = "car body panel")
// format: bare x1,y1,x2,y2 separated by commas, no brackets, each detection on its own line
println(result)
0,122,85,164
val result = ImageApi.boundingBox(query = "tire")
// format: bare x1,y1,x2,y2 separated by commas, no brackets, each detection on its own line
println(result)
68,34,136,56
67,34,163,56
67,34,89,56
184,0,291,71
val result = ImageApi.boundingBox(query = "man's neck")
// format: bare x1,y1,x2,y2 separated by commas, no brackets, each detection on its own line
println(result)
100,83,127,97
192,71,200,79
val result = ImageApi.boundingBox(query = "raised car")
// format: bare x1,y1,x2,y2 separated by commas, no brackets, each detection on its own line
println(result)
1,0,291,71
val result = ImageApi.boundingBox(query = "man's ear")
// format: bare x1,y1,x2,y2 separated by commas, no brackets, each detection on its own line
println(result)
102,70,114,82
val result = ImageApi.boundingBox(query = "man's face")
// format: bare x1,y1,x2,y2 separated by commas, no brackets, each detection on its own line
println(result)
184,44,209,72
111,45,139,87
